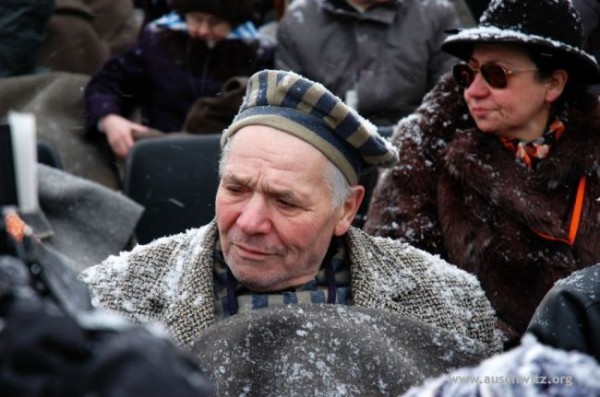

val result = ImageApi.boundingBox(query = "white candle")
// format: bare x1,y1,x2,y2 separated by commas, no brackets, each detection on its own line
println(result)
8,112,38,214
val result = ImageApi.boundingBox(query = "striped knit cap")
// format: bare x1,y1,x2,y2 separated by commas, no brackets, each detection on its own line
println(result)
221,70,399,185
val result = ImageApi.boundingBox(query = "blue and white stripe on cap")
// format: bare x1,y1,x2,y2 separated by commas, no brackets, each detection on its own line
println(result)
222,70,398,185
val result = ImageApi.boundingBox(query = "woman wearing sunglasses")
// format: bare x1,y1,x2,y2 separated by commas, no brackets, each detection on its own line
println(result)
364,0,600,350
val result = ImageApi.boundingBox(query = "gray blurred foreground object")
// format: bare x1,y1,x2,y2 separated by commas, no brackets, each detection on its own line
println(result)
35,164,143,271
190,305,488,396
402,334,600,397
0,72,121,190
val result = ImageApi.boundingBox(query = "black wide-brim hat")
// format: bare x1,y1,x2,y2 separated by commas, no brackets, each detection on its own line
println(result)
442,0,600,84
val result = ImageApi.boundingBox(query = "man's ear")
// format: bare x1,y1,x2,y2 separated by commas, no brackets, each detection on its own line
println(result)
334,185,365,236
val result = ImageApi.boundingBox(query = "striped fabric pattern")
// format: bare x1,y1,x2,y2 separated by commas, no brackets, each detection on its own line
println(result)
222,69,399,185
213,238,351,319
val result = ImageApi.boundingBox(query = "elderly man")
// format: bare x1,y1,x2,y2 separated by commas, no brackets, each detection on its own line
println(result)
80,69,502,354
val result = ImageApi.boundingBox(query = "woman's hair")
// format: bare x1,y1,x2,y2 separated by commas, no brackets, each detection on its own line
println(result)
526,44,599,114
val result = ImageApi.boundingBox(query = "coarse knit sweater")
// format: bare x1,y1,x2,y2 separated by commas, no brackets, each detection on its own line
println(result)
80,220,503,353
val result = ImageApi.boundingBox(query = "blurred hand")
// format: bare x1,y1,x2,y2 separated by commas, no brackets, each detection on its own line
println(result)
99,114,149,158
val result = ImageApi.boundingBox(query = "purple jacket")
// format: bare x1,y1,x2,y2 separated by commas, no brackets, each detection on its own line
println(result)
84,26,273,133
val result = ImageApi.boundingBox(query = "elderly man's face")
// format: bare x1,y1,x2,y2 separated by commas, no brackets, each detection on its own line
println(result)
216,126,360,292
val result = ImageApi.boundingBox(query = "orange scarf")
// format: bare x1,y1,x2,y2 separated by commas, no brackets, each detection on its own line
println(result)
497,118,585,246
499,118,566,169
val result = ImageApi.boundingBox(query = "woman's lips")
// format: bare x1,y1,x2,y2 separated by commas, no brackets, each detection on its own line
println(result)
470,106,492,117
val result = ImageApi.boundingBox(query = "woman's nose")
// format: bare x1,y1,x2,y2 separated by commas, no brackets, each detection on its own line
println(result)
465,72,490,96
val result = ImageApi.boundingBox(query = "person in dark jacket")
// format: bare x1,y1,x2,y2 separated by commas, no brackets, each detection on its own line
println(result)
84,0,273,159
364,0,600,349
527,263,600,362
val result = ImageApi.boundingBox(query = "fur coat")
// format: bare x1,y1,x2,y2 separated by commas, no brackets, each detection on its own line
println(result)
80,220,503,354
364,73,600,346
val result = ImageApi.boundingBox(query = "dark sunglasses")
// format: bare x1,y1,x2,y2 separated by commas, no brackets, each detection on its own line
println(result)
453,63,538,89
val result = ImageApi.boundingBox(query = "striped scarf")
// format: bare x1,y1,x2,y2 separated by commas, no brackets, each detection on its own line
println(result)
213,237,351,319
499,118,566,169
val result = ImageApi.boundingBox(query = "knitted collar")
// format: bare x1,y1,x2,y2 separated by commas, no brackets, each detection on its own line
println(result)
213,237,351,319
499,118,566,169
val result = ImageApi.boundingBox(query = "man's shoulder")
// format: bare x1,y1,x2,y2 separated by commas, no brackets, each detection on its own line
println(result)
346,227,480,287
80,222,218,284
347,227,502,352
126,222,218,264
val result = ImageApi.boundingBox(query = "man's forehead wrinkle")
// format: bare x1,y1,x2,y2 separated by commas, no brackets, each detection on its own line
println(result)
223,173,251,185
224,170,307,199
261,182,299,201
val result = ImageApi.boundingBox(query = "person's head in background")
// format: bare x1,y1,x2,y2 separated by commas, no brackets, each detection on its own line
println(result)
215,69,397,292
170,0,253,44
442,0,600,141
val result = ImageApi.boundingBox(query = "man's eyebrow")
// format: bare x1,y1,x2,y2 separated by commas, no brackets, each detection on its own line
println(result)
223,173,304,202
222,174,251,185
262,184,299,202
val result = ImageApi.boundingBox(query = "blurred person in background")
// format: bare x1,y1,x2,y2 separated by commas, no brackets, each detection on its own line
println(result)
275,0,466,131
84,0,274,159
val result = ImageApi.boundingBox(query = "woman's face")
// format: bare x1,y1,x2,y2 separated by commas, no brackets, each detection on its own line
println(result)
462,43,566,140
185,12,232,44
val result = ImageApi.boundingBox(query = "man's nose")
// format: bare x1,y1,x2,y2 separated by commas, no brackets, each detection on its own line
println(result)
236,195,271,234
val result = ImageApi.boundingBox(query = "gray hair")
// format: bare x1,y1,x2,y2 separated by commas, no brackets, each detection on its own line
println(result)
219,140,353,209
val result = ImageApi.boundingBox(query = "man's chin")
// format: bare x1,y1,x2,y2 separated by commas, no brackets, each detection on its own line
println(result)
226,264,282,292
234,273,281,293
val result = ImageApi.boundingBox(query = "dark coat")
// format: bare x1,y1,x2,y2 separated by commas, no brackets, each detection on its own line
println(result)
527,263,600,362
364,73,600,346
84,26,273,133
